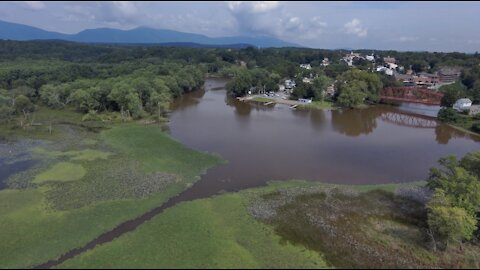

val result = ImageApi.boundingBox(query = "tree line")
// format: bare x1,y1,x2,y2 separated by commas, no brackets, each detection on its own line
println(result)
1,40,479,121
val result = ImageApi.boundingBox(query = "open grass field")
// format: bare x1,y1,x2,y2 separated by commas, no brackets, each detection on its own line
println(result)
251,97,275,103
299,100,335,110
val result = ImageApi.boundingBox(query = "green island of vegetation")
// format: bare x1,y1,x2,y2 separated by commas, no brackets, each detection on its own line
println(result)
1,41,480,269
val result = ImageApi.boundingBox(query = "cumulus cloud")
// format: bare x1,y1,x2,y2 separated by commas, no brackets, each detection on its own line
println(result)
22,1,45,10
226,1,327,40
227,1,280,13
344,18,367,37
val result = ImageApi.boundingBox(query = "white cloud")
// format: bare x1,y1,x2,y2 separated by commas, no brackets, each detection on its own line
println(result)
226,1,327,41
311,17,327,28
22,1,45,10
227,1,280,13
112,1,138,16
344,18,367,37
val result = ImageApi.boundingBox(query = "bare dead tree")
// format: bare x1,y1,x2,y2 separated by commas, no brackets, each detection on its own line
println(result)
427,228,437,252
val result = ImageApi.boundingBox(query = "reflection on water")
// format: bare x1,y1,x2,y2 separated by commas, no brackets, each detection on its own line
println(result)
398,103,441,117
167,78,480,195
0,158,37,189
331,108,379,137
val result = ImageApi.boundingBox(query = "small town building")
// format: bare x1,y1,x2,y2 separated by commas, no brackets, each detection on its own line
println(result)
453,98,472,112
469,105,480,116
376,66,393,76
285,79,296,91
387,62,398,70
416,72,439,87
438,67,461,83
366,54,375,62
321,58,330,67
300,64,312,70
394,73,415,86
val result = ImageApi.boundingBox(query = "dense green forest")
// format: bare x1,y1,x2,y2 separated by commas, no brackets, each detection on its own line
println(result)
0,40,479,123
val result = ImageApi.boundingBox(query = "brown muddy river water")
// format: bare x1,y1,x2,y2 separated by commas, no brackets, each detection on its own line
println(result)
168,78,480,194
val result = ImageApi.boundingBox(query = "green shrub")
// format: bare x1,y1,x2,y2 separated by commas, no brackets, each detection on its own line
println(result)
437,108,459,122
472,123,480,133
82,110,101,122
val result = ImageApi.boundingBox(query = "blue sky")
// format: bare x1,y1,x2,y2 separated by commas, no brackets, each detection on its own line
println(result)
1,1,480,52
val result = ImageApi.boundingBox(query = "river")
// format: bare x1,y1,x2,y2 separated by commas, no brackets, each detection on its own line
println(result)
167,78,480,196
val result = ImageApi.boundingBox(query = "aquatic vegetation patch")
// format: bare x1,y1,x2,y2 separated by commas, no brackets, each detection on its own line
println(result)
68,149,112,161
32,148,112,161
34,162,86,184
44,158,177,211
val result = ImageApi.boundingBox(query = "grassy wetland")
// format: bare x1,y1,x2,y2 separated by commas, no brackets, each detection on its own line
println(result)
1,41,480,269
0,108,222,268
58,181,480,269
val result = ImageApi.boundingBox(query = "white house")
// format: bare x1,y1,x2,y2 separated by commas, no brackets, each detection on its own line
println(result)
385,69,394,76
387,62,398,70
300,64,312,70
376,66,393,76
321,58,330,67
366,54,375,62
453,98,472,112
344,58,353,66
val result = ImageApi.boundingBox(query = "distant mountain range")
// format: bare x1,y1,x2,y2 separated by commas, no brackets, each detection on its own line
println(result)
0,20,301,48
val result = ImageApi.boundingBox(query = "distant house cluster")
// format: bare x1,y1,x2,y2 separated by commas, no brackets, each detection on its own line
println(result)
393,67,461,89
342,51,375,66
375,56,404,76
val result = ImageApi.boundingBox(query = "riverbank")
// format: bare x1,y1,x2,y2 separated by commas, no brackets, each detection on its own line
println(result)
57,180,480,268
240,95,337,111
446,123,480,137
0,108,223,268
